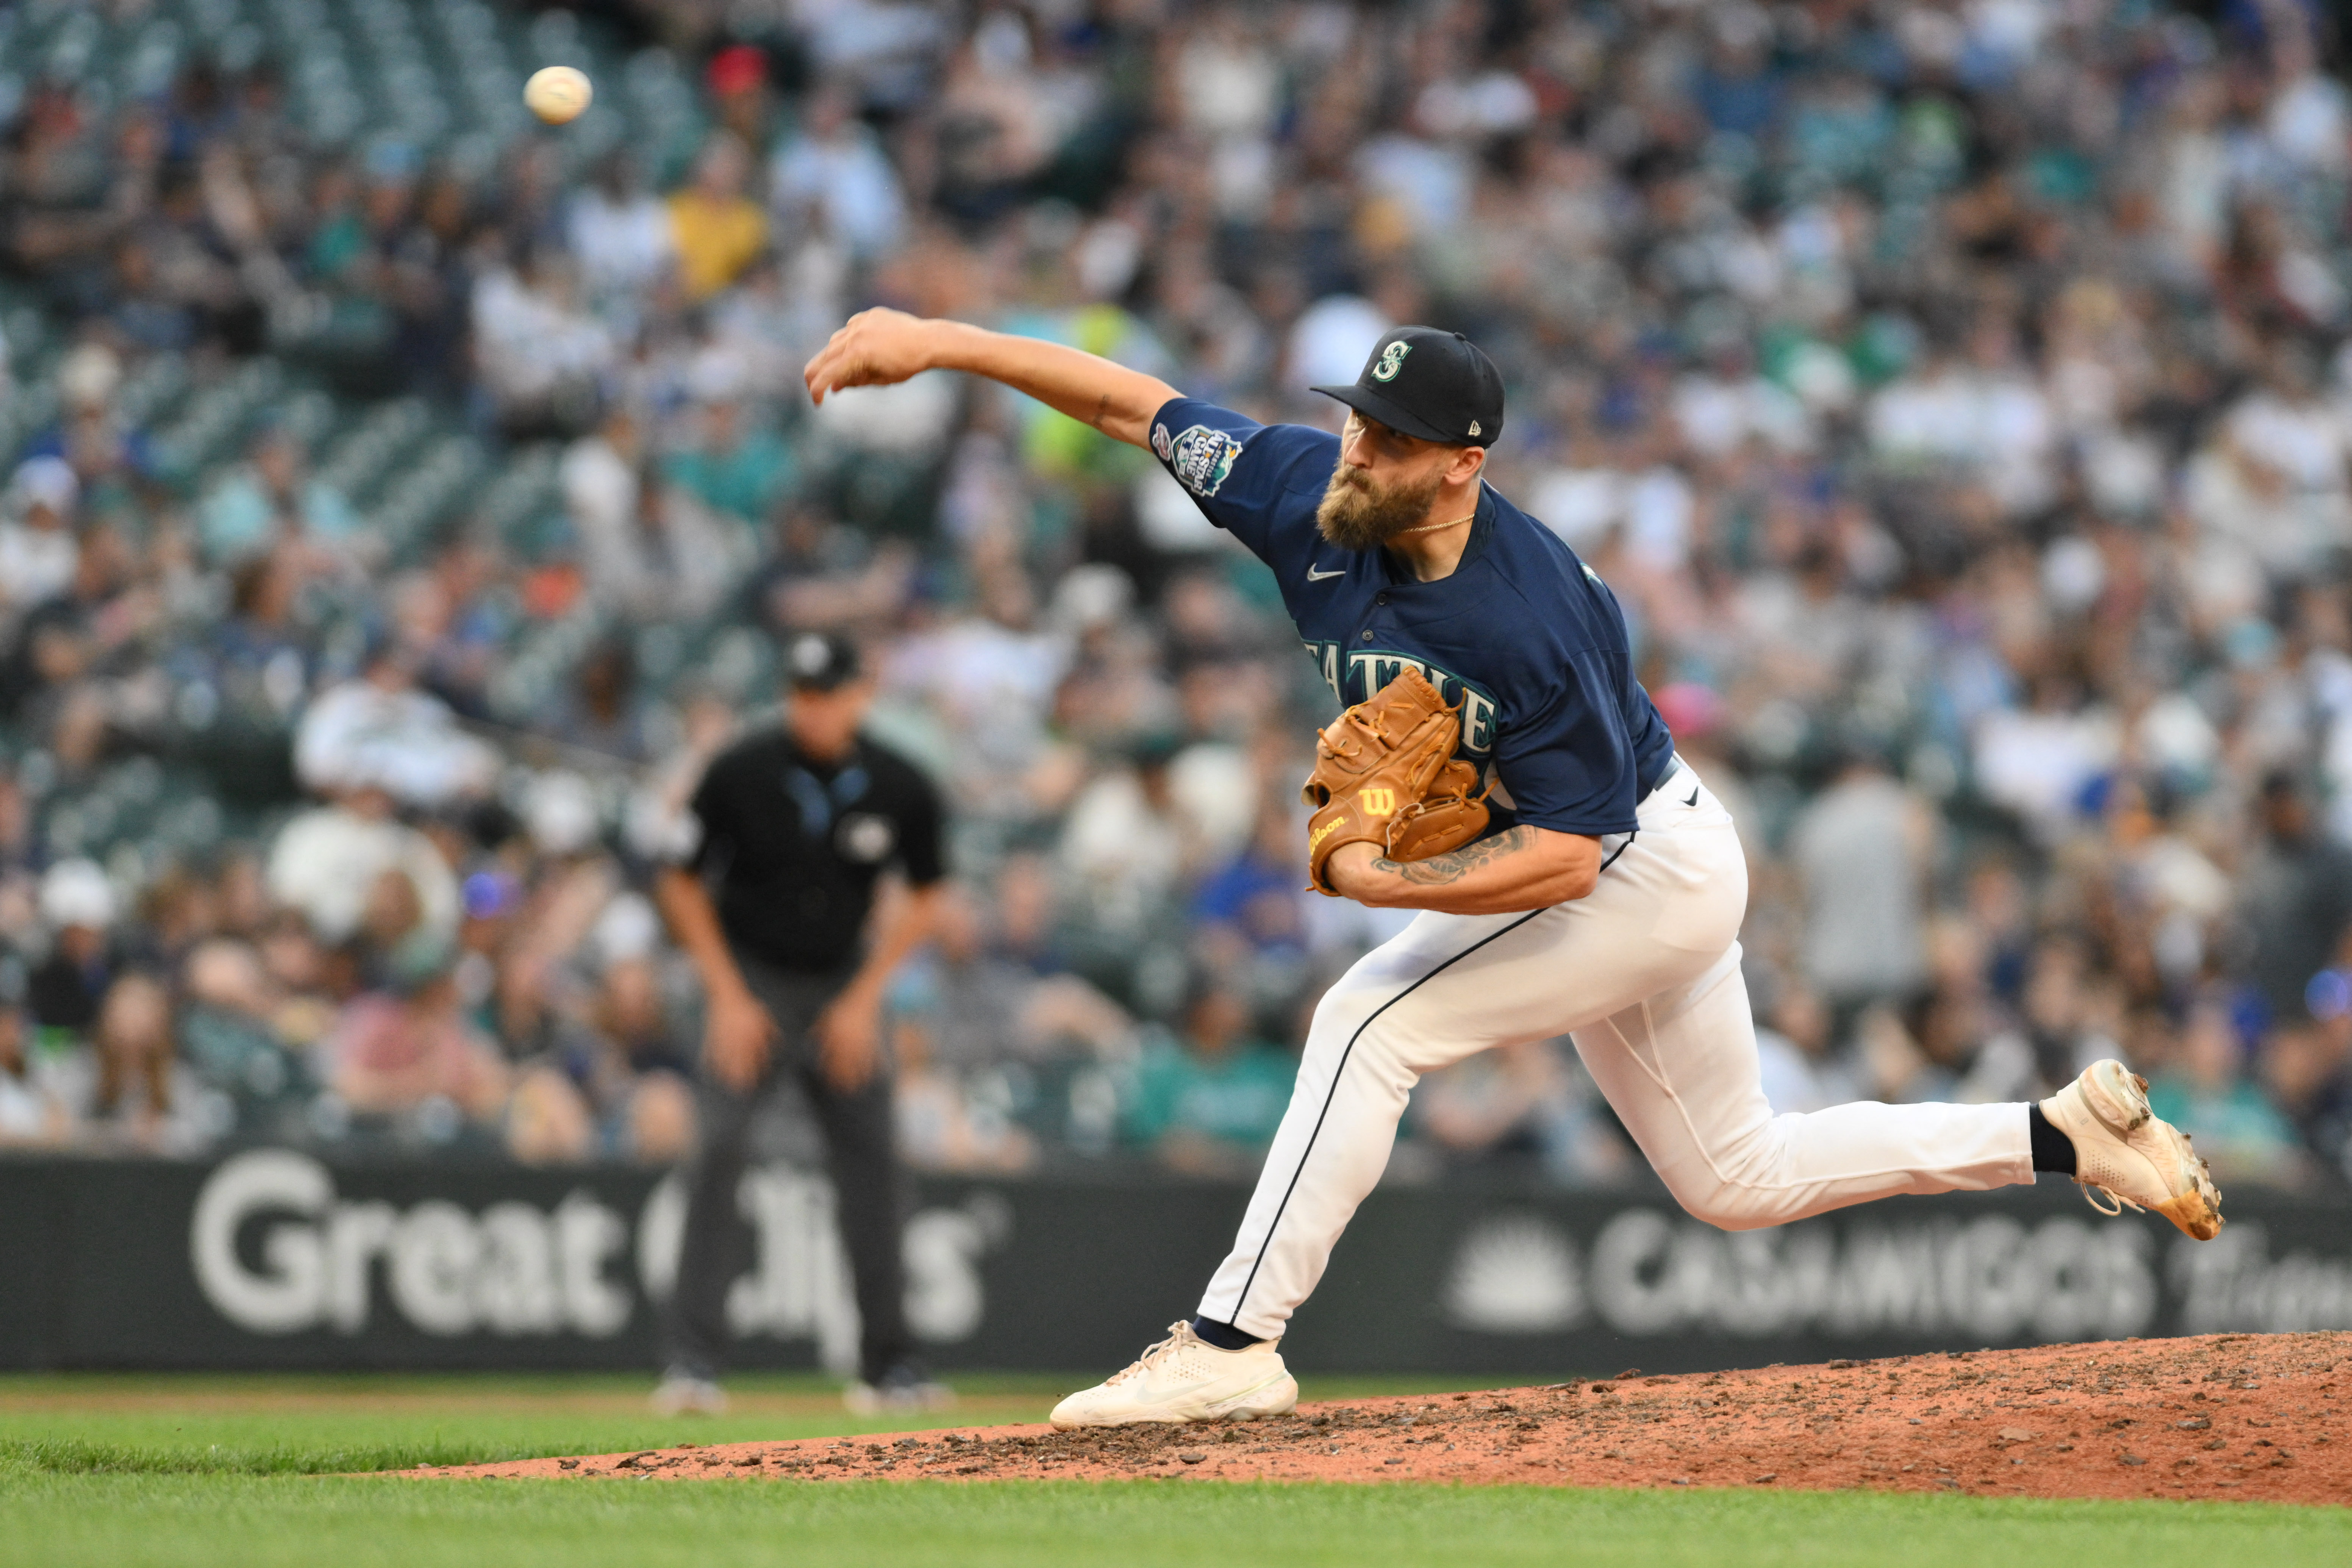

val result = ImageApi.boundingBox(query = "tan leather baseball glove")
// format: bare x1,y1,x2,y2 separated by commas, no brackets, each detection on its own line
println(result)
1301,666,1491,896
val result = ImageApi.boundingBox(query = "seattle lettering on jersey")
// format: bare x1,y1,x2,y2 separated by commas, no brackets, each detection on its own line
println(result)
1301,641,1501,756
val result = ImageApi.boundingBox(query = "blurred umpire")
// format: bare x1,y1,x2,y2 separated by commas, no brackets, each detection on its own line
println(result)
652,631,948,1415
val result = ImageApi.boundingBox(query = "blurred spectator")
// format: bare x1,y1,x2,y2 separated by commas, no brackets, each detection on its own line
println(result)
1752,983,1859,1115
179,927,322,1135
471,244,614,437
567,152,677,315
1122,979,1294,1177
2233,772,2352,1027
1059,733,1190,944
892,1001,1039,1174
625,1071,698,1166
327,977,509,1128
203,550,315,716
0,458,81,617
1788,746,1933,1021
0,1004,69,1144
664,398,793,525
549,638,655,762
667,133,766,302
506,1060,596,1164
565,915,698,1141
625,473,750,625
1410,1038,1632,1187
2264,1018,2352,1186
892,885,1131,1073
626,684,741,864
265,789,461,966
750,505,917,634
27,858,119,1041
197,428,361,567
2147,1002,2306,1187
292,641,497,809
561,405,645,602
78,971,214,1154
771,86,908,263
1191,799,1312,971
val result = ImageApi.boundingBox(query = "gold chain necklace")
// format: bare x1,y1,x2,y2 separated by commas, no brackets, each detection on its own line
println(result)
1386,508,1478,537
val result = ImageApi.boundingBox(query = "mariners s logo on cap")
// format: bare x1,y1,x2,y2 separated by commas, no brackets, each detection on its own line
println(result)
1372,341,1411,382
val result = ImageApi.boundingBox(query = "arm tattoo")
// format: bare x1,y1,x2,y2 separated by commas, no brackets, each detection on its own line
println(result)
1087,392,1110,430
1374,826,1535,886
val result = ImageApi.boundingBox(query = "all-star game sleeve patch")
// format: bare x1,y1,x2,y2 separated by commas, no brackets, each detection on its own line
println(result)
1156,422,1244,499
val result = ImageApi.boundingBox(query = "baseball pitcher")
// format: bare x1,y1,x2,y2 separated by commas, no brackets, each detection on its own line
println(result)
803,311,2224,1430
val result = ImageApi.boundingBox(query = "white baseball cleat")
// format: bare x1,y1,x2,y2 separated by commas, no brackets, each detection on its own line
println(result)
650,1371,728,1416
2040,1058,2224,1241
1049,1321,1299,1429
844,1364,956,1416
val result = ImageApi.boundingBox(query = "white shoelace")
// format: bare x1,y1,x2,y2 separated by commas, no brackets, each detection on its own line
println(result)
2076,1126,2211,1219
2077,1180,2136,1218
1102,1322,1193,1387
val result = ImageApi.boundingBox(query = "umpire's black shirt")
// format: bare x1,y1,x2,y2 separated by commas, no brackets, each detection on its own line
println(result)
683,727,945,975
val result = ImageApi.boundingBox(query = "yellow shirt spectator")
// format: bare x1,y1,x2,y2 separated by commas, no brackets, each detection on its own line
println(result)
667,133,766,300
667,190,765,301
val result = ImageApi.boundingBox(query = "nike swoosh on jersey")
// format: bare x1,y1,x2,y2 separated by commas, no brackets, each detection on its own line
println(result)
1306,565,1345,582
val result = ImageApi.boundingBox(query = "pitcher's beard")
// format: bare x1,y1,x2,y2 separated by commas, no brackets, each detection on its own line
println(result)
1315,465,1447,550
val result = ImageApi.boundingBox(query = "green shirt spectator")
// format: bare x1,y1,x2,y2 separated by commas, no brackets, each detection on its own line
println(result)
1124,985,1296,1174
663,400,793,525
2148,1004,2306,1187
198,432,362,565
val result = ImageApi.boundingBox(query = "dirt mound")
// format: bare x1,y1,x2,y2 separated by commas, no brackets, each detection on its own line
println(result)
400,1332,2349,1504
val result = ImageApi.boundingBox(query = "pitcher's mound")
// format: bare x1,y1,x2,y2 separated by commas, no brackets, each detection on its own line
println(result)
399,1332,2348,1504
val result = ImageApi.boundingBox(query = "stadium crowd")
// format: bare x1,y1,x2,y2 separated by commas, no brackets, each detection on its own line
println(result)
2,0,2351,1194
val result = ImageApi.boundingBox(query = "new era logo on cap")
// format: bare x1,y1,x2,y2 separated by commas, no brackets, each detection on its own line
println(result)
1311,327,1504,449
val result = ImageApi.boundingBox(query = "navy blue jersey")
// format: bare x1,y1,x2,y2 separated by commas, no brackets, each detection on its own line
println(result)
1149,397,1675,837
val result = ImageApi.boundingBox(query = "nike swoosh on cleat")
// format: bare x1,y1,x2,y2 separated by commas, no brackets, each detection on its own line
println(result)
1201,1373,1291,1414
1306,566,1345,581
1684,786,1700,807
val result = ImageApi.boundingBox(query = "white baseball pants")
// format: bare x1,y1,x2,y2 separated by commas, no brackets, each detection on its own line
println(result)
1198,759,2035,1341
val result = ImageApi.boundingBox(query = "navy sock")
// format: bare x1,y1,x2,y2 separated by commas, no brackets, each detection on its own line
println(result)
2028,1103,2077,1176
1190,1315,1260,1351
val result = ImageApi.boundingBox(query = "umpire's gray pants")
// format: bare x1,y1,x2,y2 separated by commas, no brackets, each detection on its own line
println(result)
661,955,913,1384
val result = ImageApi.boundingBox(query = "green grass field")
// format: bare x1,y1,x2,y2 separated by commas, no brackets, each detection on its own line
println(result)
2,1374,2344,1568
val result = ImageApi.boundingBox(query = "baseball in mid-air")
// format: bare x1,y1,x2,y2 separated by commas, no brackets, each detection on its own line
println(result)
524,66,592,124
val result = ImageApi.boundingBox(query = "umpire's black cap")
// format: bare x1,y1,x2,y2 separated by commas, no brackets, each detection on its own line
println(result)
783,630,861,691
1311,326,1505,449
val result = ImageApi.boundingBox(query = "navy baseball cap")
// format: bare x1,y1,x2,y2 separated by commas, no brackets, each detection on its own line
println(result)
1311,326,1505,448
783,631,861,690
